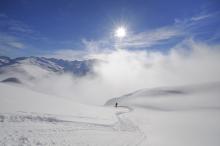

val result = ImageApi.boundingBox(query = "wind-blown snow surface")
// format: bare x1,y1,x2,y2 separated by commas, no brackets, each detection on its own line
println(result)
106,82,220,146
1,42,220,145
0,83,144,146
1,82,220,146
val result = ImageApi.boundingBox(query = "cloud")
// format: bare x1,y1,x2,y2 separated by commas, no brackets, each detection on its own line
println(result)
20,39,220,105
191,13,214,21
0,33,26,50
0,14,50,56
82,39,113,52
117,26,183,49
0,14,34,35
3,11,218,105
174,12,216,25
45,39,115,60
6,41,25,49
111,12,218,50
81,25,183,51
45,49,89,60
80,13,217,51
0,13,8,18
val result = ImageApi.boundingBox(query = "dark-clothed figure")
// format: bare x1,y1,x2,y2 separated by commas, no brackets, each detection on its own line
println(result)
115,102,118,108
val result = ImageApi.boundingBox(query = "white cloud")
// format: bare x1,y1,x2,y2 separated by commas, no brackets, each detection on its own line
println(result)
7,11,215,59
117,26,182,49
191,14,214,21
45,49,89,60
46,39,115,60
0,14,47,55
82,39,112,51
74,20,185,52
0,14,34,34
0,33,26,50
7,41,25,49
22,39,220,105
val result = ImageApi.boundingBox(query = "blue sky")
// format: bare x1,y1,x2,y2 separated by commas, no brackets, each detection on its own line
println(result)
0,0,219,58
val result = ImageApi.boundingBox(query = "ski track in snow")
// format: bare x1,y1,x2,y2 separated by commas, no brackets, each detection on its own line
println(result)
0,107,146,146
115,106,147,145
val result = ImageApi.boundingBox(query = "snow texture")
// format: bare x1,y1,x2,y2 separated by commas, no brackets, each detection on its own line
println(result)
0,83,145,146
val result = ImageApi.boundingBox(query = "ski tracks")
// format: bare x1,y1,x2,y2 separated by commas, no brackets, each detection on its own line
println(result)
0,106,146,146
114,106,147,146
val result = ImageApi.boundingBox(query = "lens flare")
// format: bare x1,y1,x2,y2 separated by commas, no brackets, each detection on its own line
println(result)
115,26,127,38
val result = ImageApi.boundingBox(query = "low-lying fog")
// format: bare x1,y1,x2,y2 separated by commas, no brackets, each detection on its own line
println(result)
7,39,220,105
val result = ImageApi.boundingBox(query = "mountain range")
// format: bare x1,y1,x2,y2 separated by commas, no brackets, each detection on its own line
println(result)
0,56,97,83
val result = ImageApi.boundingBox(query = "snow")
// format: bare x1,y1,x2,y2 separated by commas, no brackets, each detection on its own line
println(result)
0,56,10,65
0,83,144,145
128,108,220,146
1,76,220,145
0,59,9,64
19,57,63,72
0,83,115,124
0,62,59,88
106,82,220,146
0,56,95,81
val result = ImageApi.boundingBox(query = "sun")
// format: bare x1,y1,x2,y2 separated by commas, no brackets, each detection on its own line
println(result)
114,26,127,38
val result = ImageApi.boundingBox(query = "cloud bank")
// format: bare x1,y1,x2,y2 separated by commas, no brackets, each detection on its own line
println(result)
27,39,220,105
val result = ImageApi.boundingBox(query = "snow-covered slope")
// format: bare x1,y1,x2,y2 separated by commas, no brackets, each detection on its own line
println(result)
1,55,220,146
0,83,115,123
0,83,145,146
0,56,10,65
106,82,220,110
1,80,220,146
105,82,220,146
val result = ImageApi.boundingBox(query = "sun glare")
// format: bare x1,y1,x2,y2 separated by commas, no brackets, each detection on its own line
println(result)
115,26,127,38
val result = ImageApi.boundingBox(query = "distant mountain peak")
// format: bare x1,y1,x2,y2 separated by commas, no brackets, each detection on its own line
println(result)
0,56,97,82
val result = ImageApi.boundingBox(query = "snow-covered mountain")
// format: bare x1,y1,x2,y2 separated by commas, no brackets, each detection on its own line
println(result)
106,82,220,110
105,82,220,146
0,56,11,65
0,83,144,146
0,56,97,83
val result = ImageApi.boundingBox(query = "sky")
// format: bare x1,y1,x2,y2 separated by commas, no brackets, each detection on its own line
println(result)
0,0,220,105
0,0,220,58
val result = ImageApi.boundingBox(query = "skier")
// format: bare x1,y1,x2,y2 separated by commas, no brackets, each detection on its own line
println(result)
115,102,118,108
